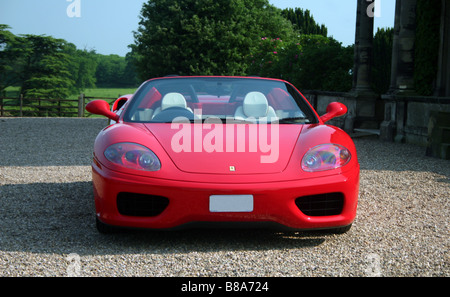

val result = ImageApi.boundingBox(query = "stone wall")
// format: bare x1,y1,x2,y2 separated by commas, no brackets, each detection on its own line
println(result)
303,90,450,160
381,95,450,147
302,90,382,134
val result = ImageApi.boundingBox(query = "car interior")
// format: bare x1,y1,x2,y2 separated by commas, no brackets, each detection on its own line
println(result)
125,78,313,124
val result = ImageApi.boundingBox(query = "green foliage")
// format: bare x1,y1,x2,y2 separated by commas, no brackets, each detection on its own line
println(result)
301,39,353,92
123,50,140,87
281,7,328,37
247,37,285,78
95,54,125,87
133,1,352,91
0,25,26,92
372,27,393,94
18,35,75,98
0,25,139,99
68,47,98,91
247,35,353,92
414,0,441,96
94,53,138,88
133,0,295,79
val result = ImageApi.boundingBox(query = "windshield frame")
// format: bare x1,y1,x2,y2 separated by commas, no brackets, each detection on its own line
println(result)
122,76,319,124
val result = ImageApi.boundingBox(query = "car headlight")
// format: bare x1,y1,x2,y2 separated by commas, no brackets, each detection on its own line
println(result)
104,143,161,171
301,144,351,172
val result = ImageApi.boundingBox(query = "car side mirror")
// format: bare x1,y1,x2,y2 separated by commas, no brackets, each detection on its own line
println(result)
320,102,347,123
86,100,120,122
112,97,129,112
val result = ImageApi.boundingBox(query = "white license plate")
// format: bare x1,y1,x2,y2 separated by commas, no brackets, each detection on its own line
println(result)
209,195,254,212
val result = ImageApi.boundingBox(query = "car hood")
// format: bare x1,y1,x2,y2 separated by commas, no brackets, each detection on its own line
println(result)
144,123,303,174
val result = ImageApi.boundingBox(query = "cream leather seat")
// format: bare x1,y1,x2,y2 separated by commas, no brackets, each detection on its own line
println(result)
234,92,277,121
152,92,192,119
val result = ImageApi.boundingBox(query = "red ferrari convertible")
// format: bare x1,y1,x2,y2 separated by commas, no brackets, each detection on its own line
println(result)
86,76,359,234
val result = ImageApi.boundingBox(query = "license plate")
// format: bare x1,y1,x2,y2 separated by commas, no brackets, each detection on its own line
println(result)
209,195,254,212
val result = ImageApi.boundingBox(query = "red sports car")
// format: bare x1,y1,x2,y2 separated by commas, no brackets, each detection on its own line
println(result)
86,76,359,234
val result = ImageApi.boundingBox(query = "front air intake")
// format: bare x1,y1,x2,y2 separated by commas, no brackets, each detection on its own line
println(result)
117,192,169,217
295,193,344,216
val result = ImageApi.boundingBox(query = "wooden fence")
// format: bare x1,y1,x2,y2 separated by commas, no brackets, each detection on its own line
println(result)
0,94,118,117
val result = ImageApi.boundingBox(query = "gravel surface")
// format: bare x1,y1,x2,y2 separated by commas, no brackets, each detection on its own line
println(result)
0,117,448,277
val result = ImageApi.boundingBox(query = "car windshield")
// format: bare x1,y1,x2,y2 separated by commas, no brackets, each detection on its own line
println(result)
123,77,318,124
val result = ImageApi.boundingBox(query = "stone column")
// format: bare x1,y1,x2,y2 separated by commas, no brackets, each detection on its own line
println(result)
393,0,417,94
352,0,375,93
388,0,402,92
349,0,380,131
381,0,417,142
435,0,450,97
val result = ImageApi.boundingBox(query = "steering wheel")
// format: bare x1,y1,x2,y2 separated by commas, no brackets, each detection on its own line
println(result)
151,107,195,122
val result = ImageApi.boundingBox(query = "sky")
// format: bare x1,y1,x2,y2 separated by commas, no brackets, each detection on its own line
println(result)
0,0,396,57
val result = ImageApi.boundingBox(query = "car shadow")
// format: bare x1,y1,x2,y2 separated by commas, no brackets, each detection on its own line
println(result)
0,181,328,256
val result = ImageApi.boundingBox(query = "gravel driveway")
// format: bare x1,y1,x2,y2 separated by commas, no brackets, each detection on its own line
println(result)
0,118,448,277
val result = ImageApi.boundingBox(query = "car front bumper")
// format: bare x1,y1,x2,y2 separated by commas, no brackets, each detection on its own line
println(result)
92,161,359,231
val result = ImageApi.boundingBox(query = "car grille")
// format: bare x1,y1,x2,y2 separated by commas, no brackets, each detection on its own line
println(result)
295,193,344,216
117,192,169,217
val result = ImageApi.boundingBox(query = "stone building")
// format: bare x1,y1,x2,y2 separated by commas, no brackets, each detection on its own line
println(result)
304,0,450,159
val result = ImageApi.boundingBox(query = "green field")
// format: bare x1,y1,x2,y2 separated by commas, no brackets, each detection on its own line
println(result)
1,86,139,117
2,86,21,98
69,88,138,99
3,86,138,99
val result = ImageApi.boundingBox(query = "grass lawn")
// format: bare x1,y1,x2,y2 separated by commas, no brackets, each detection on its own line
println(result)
1,86,138,117
2,86,21,97
3,86,138,99
69,87,138,99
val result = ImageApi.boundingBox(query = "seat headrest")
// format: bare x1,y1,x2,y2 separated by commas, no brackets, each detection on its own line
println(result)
243,92,269,118
161,93,187,110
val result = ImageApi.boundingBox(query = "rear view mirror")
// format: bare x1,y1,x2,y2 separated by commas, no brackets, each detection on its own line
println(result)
85,100,120,122
320,102,347,123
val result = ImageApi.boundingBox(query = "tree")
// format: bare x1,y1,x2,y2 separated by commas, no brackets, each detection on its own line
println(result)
95,54,126,87
93,53,139,88
122,49,140,87
133,0,295,79
414,0,441,95
1,24,140,98
70,47,98,91
1,26,85,97
0,25,25,93
372,27,393,94
248,35,354,92
19,35,75,98
281,7,328,37
294,36,353,92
